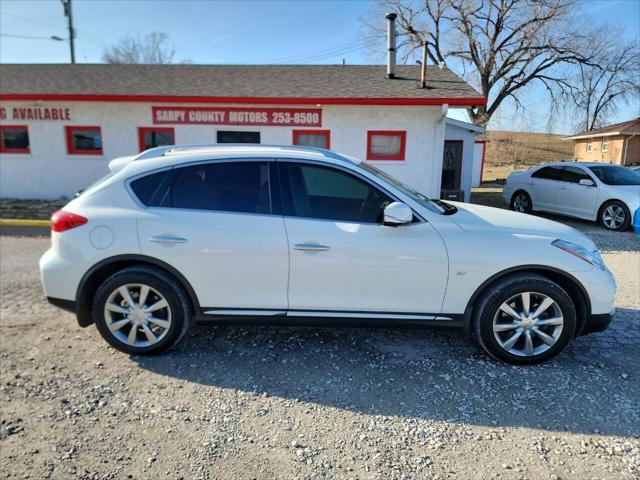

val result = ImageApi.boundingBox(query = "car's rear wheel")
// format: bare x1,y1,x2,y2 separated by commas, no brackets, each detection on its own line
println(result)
598,201,630,231
511,191,532,214
93,266,191,355
474,273,576,365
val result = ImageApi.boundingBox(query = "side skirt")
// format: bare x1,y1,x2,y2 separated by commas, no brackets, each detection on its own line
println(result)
195,308,463,329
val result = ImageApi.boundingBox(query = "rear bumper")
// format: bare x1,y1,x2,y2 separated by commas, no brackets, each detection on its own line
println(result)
580,310,615,335
47,296,76,313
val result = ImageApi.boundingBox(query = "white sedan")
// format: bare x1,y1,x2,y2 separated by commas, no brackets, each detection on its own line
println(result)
503,162,640,231
40,145,616,365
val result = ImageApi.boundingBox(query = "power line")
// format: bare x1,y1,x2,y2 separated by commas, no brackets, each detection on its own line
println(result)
260,39,373,64
0,11,66,29
0,33,63,40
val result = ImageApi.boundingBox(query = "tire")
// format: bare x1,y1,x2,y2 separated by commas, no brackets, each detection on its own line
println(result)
511,190,532,214
93,265,192,355
474,273,576,365
598,200,631,231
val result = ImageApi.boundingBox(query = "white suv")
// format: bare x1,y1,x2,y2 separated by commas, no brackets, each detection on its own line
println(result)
40,145,617,364
503,162,640,231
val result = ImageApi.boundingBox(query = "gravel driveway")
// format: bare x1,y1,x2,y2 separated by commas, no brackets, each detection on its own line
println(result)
1,223,639,479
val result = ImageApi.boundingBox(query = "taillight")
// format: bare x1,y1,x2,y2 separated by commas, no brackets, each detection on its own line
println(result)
51,210,88,232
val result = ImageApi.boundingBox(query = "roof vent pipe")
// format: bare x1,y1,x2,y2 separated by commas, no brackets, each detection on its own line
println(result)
385,12,397,79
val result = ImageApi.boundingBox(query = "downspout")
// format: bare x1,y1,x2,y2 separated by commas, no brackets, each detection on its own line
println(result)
432,104,448,199
623,134,636,165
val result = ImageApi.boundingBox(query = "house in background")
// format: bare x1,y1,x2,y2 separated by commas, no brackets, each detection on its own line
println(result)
442,118,485,201
563,117,640,166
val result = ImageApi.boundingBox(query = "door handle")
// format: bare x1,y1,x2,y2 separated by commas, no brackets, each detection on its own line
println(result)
149,235,188,244
293,243,330,252
527,181,535,185
559,185,567,190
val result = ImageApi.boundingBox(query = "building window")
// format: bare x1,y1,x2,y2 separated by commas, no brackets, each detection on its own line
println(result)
602,137,609,152
586,138,593,152
138,127,175,152
0,125,30,154
367,131,406,161
292,130,330,149
66,126,102,155
217,131,260,144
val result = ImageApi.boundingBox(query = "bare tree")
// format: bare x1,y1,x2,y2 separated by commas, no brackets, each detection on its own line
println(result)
363,0,600,127
103,32,183,64
568,40,640,132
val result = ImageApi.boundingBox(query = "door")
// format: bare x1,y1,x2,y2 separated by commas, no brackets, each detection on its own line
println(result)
555,166,600,218
278,161,449,316
441,141,463,192
529,166,564,210
137,160,289,311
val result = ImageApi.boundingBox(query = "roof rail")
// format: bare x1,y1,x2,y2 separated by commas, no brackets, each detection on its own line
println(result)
135,143,346,161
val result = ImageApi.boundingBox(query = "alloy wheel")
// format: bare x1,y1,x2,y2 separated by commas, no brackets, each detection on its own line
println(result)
492,292,564,357
513,194,529,213
104,283,172,347
602,204,626,230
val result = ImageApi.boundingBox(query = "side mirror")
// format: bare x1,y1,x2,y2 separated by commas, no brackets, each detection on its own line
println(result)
579,179,595,187
383,202,413,226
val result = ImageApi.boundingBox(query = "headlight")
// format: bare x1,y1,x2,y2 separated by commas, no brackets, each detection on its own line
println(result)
552,239,606,270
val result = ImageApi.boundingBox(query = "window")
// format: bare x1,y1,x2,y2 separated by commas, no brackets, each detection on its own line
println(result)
0,125,30,154
130,170,171,206
531,166,564,180
292,130,330,149
152,161,271,214
66,126,102,155
279,162,393,223
586,138,593,152
138,127,175,152
367,131,406,161
217,131,260,144
560,166,593,184
602,137,609,152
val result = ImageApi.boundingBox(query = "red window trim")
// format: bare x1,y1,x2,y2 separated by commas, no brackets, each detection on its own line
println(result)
366,130,406,161
292,129,331,149
138,127,175,152
65,126,103,155
0,125,30,154
475,140,487,184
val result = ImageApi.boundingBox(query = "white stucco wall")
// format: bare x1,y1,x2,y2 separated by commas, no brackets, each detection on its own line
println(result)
444,122,481,202
0,101,447,199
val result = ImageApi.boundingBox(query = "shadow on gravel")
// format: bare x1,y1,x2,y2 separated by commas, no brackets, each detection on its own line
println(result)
134,308,640,438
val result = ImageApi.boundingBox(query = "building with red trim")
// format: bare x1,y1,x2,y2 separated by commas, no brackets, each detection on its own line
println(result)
0,63,485,199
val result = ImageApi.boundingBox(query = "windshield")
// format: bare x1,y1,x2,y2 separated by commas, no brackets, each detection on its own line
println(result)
357,161,448,214
588,166,640,186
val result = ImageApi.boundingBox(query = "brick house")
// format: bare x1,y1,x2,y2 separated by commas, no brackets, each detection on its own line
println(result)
563,118,640,166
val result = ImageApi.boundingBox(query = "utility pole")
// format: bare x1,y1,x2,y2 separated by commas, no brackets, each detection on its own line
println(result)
61,0,76,63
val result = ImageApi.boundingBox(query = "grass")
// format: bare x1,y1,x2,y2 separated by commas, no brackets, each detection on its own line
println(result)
470,186,506,209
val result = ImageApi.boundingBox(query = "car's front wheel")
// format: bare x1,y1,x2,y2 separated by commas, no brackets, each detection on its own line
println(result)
598,200,630,231
93,266,192,355
474,273,576,365
511,191,532,214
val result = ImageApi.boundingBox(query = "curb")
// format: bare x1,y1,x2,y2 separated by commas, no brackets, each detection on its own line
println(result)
0,219,51,227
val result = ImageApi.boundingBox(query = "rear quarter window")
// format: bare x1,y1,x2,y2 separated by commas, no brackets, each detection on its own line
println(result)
130,171,170,206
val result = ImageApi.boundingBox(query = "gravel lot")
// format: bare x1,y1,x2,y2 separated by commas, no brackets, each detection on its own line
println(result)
1,218,639,479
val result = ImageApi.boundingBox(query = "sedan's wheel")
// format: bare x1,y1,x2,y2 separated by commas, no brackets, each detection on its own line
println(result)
599,201,630,231
511,191,532,214
93,266,192,355
474,273,576,365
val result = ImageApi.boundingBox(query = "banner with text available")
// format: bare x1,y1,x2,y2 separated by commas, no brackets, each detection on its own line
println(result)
152,106,322,127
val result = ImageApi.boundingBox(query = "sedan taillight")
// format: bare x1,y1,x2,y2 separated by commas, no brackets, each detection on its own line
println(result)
51,210,88,232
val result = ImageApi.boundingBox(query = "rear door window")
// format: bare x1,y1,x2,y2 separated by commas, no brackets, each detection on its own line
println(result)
531,166,564,181
160,161,271,214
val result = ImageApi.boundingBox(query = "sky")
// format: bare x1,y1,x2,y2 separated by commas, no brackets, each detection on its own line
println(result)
0,0,638,134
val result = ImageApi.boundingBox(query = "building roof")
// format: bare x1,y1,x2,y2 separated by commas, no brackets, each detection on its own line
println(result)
563,118,640,140
445,117,485,134
0,64,484,106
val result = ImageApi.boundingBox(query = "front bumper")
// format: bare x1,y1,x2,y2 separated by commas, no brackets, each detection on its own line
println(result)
581,309,615,335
